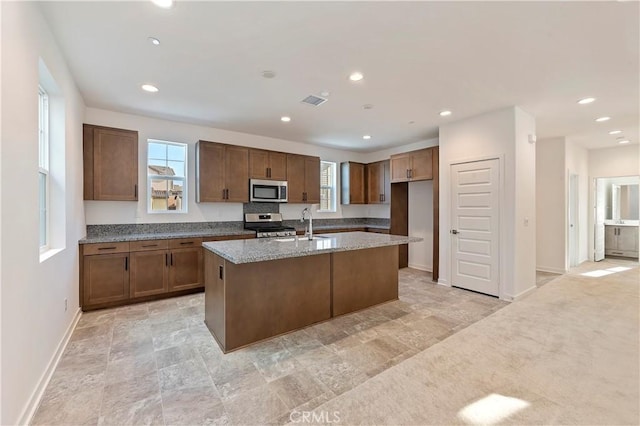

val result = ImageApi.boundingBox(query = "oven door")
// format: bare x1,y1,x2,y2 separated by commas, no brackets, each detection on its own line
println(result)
250,179,287,202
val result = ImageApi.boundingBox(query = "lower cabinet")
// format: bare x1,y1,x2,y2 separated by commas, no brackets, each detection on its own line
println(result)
81,237,204,311
83,252,130,306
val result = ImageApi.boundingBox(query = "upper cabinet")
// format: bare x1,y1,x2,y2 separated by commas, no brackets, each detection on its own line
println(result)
196,140,249,202
366,160,391,204
249,149,287,181
340,162,366,205
287,154,320,203
83,124,138,201
390,147,434,183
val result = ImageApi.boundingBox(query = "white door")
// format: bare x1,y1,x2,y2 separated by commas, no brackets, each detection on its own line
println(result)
450,159,500,296
594,178,605,261
569,174,579,267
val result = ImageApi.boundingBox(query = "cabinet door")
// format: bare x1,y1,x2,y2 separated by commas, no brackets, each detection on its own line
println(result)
390,155,411,183
92,127,138,201
130,250,168,298
287,154,306,203
304,156,321,203
224,146,249,202
410,148,433,181
382,160,391,204
604,226,617,250
268,152,288,181
617,227,639,252
83,253,130,307
169,247,203,291
249,149,269,179
196,141,225,202
366,163,381,204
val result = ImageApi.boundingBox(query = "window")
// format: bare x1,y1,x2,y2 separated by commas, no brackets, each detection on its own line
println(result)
319,161,337,212
148,140,187,213
38,86,49,251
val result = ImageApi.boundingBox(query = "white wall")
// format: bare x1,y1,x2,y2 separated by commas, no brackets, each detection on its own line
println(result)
84,108,390,225
1,2,86,424
439,106,536,300
536,137,566,273
565,139,589,264
408,180,433,271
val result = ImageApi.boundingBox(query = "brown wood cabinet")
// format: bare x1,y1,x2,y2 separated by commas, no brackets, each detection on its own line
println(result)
390,147,433,183
366,160,390,204
287,154,320,203
83,124,138,201
168,238,203,291
340,162,366,205
196,141,249,203
83,252,130,307
130,249,168,298
249,149,287,180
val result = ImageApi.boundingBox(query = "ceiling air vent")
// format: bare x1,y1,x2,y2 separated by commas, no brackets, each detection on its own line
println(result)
301,95,327,106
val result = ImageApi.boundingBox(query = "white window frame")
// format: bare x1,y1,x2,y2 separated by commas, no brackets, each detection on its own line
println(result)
318,161,337,212
147,139,188,214
39,86,50,252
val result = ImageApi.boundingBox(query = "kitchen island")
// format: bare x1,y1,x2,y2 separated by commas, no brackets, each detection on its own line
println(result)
202,231,421,352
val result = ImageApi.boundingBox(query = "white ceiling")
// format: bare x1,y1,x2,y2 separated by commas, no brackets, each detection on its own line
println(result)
40,1,639,153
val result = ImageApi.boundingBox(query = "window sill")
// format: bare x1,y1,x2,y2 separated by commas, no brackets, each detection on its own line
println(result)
40,247,64,263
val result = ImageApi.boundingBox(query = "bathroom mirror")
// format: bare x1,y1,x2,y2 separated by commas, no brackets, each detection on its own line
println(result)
611,184,640,220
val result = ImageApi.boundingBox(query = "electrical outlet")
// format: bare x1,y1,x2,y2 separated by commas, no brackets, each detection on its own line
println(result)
64,298,68,312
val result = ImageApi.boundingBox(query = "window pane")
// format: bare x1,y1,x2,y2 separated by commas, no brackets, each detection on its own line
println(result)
39,172,47,247
150,178,168,211
168,179,184,211
167,144,186,161
148,142,167,160
319,161,336,212
167,160,184,177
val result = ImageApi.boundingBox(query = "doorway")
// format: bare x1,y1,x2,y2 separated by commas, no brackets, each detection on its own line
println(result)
569,173,579,267
450,158,500,296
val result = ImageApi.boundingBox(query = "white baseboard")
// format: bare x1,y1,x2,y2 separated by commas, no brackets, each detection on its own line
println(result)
407,263,432,272
19,308,82,425
536,265,567,274
437,278,450,287
506,285,538,302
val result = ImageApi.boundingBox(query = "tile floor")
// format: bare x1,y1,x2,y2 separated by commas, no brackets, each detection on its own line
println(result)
31,269,508,425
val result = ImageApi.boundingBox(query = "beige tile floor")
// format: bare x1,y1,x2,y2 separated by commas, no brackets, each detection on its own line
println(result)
31,269,507,425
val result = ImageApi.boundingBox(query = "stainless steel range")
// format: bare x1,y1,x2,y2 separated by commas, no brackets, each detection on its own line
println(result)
244,213,297,238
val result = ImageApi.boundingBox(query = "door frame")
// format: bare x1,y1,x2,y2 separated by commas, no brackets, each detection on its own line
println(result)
448,154,506,300
568,173,580,268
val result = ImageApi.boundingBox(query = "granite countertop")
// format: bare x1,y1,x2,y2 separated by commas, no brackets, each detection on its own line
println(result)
203,231,421,264
79,229,255,244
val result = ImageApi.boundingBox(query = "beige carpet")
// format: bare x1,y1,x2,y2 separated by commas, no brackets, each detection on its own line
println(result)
302,261,639,425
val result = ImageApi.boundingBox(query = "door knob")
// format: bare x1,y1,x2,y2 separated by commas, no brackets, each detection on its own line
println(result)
451,229,458,234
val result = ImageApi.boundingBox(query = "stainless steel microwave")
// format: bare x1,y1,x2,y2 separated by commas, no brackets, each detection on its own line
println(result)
249,179,288,203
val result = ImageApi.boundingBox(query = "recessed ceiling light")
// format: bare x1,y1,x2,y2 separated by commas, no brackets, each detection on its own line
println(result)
408,121,415,125
349,72,364,82
320,91,330,97
618,139,630,144
262,70,276,79
280,116,291,122
151,0,174,8
609,130,622,135
363,135,371,140
577,97,596,105
362,104,374,110
595,116,610,122
148,37,160,46
439,110,452,117
141,84,159,93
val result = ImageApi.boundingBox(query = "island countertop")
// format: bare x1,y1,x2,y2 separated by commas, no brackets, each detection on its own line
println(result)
202,231,421,264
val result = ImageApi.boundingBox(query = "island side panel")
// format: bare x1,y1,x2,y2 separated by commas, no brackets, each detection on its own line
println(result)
332,245,399,316
204,252,226,350
224,254,331,351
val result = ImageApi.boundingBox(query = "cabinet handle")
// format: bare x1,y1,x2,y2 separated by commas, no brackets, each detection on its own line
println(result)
124,256,128,271
180,241,194,245
170,253,173,266
409,169,413,179
219,265,224,280
141,244,157,248
98,246,117,251
267,167,271,178
165,253,169,266
226,189,230,200
134,184,138,198
406,169,409,179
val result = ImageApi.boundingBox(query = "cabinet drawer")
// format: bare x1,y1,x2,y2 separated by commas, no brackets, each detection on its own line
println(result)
130,240,169,252
169,237,203,249
83,242,130,255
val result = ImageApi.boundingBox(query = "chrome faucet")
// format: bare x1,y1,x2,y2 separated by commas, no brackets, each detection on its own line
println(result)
301,207,313,240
